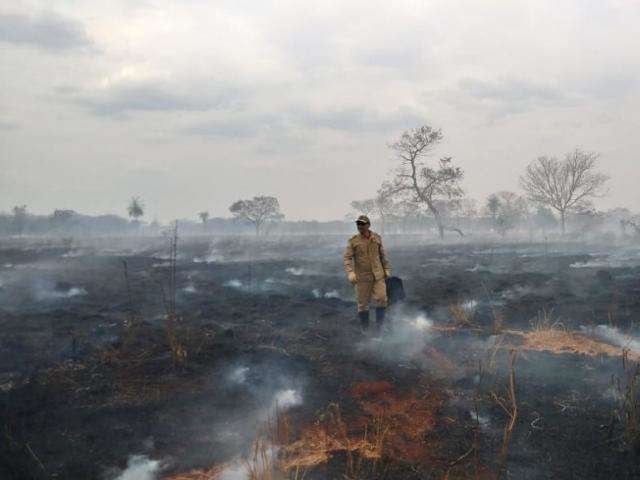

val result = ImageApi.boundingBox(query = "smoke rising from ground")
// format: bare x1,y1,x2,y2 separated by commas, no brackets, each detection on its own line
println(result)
112,455,161,480
357,305,436,364
581,325,640,355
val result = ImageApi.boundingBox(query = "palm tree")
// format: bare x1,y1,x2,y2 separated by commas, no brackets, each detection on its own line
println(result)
127,197,144,222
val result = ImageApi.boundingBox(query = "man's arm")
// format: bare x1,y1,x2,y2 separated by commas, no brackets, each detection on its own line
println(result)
343,240,357,283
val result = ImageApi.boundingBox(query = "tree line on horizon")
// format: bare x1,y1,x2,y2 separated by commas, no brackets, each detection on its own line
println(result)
2,123,639,239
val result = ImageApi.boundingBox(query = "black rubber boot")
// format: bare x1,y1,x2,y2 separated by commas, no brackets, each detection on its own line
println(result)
358,311,370,332
375,307,386,333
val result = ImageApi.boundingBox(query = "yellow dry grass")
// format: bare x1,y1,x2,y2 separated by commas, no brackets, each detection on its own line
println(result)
168,382,442,479
165,464,226,480
279,383,441,470
512,328,639,361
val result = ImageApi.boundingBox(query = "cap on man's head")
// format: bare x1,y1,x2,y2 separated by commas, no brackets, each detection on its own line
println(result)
355,215,370,225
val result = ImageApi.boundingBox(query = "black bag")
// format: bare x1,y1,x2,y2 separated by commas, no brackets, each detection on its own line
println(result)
385,276,405,305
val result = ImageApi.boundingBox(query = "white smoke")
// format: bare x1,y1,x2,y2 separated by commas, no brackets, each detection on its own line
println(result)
228,366,250,384
410,314,433,331
113,455,160,480
217,446,278,480
272,388,302,410
285,267,305,276
469,410,491,429
460,299,478,313
466,264,488,272
193,244,225,263
358,309,436,361
223,279,243,289
581,325,640,355
222,279,283,292
214,386,300,479
61,250,86,258
311,288,340,299
35,284,87,300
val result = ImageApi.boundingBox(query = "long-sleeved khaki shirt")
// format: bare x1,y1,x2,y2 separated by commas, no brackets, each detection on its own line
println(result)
343,231,391,282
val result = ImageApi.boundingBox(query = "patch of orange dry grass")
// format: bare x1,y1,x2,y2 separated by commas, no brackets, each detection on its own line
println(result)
279,380,442,470
513,328,639,360
166,381,444,478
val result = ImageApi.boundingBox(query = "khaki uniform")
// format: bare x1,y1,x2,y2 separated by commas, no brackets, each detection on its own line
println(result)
343,232,391,312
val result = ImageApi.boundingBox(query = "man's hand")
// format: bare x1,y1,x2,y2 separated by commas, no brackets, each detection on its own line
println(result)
384,269,391,278
348,272,357,284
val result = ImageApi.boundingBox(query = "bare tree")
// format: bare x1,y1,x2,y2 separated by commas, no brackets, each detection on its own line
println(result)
12,205,28,236
127,197,145,222
621,219,640,237
389,125,464,238
350,199,375,217
520,149,609,234
451,198,478,233
373,183,398,234
198,211,210,231
491,191,528,237
350,184,397,234
532,206,557,236
229,196,284,235
396,199,422,234
486,194,500,229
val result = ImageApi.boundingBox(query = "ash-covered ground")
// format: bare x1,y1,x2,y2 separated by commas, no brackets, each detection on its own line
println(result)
1,235,640,479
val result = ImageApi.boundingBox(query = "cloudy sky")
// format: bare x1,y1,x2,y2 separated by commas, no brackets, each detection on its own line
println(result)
1,0,639,222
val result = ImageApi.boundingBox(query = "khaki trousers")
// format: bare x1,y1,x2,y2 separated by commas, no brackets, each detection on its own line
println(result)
355,279,388,312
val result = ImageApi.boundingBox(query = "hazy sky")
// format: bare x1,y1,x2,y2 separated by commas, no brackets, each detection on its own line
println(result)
1,0,639,222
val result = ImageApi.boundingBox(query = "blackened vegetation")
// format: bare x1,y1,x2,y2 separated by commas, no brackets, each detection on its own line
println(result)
1,236,640,479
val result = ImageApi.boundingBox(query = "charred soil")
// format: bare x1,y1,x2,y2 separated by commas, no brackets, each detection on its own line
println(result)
1,237,640,479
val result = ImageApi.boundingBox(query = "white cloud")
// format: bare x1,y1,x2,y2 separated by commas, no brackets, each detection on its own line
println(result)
0,11,94,52
1,0,639,220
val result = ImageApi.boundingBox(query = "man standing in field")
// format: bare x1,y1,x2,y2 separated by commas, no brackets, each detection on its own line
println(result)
343,215,391,333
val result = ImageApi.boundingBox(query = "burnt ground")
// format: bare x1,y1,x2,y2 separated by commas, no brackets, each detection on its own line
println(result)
1,235,640,479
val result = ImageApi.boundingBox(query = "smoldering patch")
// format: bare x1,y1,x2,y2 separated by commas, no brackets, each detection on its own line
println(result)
285,267,305,276
356,307,438,364
61,249,90,258
581,325,640,355
272,388,302,410
152,261,171,268
311,288,340,299
221,277,287,293
33,279,88,301
111,454,161,480
205,385,303,479
227,366,250,385
223,279,243,289
469,409,492,429
193,246,225,264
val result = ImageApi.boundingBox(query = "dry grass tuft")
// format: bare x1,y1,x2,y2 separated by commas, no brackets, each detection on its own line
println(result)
515,328,637,360
165,464,227,480
449,302,477,328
